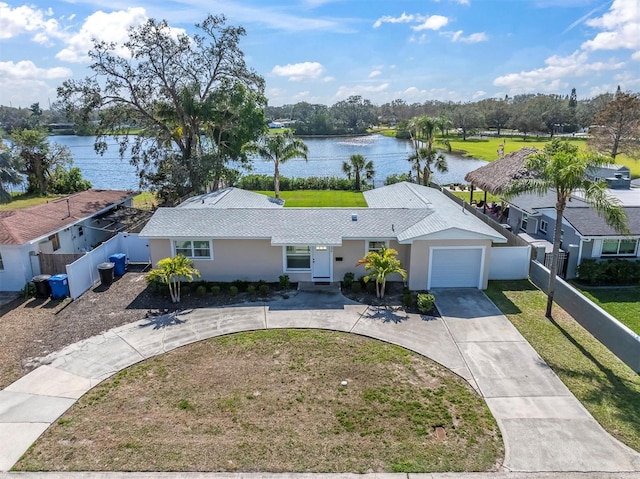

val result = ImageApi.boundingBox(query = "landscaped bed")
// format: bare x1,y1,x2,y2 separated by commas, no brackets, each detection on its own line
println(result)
15,329,503,473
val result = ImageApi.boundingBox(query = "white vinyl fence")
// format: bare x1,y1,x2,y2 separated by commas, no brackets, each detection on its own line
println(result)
65,233,149,300
488,246,532,280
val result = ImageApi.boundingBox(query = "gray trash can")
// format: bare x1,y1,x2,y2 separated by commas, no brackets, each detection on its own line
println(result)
97,262,115,286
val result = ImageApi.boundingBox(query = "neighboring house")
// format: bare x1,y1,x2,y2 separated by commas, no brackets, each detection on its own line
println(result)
504,188,640,278
139,183,509,290
0,190,139,291
585,165,631,189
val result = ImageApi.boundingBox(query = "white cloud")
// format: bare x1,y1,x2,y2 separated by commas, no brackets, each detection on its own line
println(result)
323,76,335,82
272,61,326,82
582,0,640,54
412,15,449,31
55,8,150,63
451,31,488,43
335,83,389,100
0,2,63,41
493,50,624,93
369,70,382,78
373,12,415,28
0,60,71,80
472,90,487,99
409,34,428,44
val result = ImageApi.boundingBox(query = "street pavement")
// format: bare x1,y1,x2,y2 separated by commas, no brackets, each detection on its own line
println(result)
1,288,639,474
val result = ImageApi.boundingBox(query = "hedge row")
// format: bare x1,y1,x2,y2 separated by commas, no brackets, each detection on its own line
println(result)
237,174,355,191
576,259,640,285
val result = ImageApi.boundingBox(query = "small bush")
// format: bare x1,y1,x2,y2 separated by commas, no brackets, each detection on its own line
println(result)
402,292,413,308
343,272,355,289
195,285,207,297
231,279,249,292
181,284,191,295
366,281,376,295
417,293,435,314
259,284,270,297
247,284,256,295
210,285,221,296
351,282,362,293
279,274,290,290
577,258,640,285
229,286,239,297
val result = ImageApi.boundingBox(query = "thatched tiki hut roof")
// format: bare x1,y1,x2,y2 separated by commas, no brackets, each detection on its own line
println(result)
465,147,540,195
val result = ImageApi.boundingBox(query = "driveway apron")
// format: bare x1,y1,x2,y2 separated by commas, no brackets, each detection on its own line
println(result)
434,288,640,472
0,289,639,473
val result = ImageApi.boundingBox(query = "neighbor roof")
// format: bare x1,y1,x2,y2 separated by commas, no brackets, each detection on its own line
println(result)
464,147,540,194
0,190,135,245
178,187,284,209
141,183,507,245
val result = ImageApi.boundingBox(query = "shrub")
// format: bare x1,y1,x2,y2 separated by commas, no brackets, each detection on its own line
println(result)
342,272,355,289
402,292,413,308
229,286,238,297
351,282,362,293
247,284,256,295
417,293,436,314
259,284,270,297
366,281,376,295
210,285,221,296
181,284,191,295
279,274,290,290
577,259,640,285
231,279,249,292
195,285,207,296
576,259,602,285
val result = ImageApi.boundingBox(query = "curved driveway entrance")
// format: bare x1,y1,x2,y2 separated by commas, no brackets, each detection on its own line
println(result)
1,289,639,473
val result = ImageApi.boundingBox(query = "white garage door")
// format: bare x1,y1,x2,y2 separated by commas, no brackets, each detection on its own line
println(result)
429,248,483,288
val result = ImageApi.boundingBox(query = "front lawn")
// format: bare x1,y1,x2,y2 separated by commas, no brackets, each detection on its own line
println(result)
253,190,367,207
573,286,640,334
16,330,502,472
486,280,640,452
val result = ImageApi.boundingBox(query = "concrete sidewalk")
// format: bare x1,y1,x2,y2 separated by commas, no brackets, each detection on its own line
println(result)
1,289,639,473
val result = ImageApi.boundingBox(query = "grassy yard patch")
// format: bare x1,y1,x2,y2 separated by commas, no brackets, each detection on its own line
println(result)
0,192,66,210
15,330,502,473
486,280,640,452
253,190,367,207
446,137,562,161
573,286,640,334
132,191,157,210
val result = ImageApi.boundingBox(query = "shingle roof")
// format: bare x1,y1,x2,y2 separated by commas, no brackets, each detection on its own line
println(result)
0,190,135,245
178,188,284,209
140,183,507,244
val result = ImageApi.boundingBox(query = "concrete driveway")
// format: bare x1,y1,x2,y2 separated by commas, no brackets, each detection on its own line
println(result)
1,288,639,473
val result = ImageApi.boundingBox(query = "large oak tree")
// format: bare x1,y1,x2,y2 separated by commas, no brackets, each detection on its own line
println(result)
57,14,266,204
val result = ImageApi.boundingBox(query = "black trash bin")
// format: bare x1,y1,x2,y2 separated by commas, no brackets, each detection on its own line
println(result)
32,274,52,298
97,262,115,286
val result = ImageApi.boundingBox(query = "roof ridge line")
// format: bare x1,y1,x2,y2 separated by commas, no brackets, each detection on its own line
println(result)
404,182,433,207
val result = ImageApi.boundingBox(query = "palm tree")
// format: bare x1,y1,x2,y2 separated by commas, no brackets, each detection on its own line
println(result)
356,246,407,298
503,139,630,318
147,255,201,303
342,154,375,190
0,149,22,203
407,147,448,186
243,131,308,198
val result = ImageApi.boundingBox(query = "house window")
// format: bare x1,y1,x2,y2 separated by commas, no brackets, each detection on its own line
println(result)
48,234,60,251
601,239,638,257
285,246,311,270
521,214,528,231
173,240,212,259
367,241,387,253
539,220,548,234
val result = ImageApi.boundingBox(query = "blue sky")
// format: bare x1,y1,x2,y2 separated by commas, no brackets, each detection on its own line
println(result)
0,0,638,108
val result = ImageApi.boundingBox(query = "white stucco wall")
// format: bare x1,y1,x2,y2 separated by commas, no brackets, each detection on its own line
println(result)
0,244,39,291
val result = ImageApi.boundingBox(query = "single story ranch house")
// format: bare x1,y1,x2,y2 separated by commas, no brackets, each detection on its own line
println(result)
139,182,520,290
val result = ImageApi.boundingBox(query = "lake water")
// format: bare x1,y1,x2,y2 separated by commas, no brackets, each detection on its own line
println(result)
16,134,488,191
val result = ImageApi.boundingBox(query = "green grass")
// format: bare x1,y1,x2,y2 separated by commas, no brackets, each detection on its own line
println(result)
15,329,502,472
486,280,640,452
448,190,502,204
573,286,640,334
445,137,575,161
0,192,66,210
253,190,367,207
132,191,157,210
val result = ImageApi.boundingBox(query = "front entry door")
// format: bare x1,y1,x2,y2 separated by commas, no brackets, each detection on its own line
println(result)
312,246,332,281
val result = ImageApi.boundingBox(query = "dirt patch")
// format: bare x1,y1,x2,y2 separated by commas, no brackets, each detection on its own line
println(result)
15,330,503,473
0,266,286,389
